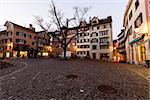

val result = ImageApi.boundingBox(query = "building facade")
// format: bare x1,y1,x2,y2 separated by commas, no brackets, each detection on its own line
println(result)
123,0,150,65
51,28,77,57
37,31,52,57
0,21,37,58
113,40,119,62
76,16,113,60
117,29,126,62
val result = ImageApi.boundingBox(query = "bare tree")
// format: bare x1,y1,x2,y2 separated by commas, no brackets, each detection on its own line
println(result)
35,0,90,58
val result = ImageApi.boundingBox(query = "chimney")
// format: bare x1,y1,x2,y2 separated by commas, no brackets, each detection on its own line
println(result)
29,24,35,31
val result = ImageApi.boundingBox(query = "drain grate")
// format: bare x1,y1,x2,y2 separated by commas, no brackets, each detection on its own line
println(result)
97,85,118,94
66,74,78,80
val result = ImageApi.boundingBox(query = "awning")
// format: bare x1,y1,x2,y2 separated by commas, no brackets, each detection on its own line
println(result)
128,34,145,45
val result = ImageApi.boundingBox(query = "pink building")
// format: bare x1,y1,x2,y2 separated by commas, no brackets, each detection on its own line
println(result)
0,21,37,58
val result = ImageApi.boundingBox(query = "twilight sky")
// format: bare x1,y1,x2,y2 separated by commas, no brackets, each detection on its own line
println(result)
0,0,127,39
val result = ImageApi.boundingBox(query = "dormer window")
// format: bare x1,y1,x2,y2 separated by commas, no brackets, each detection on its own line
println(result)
93,21,96,23
91,17,99,25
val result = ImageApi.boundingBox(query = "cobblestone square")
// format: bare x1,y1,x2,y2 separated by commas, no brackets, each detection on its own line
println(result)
0,58,150,100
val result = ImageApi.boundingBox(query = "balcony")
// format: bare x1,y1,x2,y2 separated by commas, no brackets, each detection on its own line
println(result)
0,35,12,40
16,41,24,45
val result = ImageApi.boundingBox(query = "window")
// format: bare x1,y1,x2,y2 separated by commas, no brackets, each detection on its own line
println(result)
134,13,143,28
91,32,98,37
97,26,99,29
32,42,35,45
24,34,26,37
99,37,109,43
99,31,108,36
16,32,24,37
91,38,98,43
100,45,109,49
24,40,26,44
93,21,96,23
92,45,97,50
127,26,132,35
16,39,26,44
129,11,132,21
30,35,32,39
10,38,12,42
135,0,139,10
16,32,19,36
92,27,94,30
96,33,98,36
27,34,31,38
84,39,86,42
7,32,12,36
103,25,106,28
85,45,89,48
79,45,89,48
5,39,7,43
87,33,89,36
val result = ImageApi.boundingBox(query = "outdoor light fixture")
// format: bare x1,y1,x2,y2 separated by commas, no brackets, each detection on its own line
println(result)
134,28,139,33
134,28,148,36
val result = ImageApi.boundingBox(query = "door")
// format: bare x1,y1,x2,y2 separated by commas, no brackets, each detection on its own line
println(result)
92,53,96,59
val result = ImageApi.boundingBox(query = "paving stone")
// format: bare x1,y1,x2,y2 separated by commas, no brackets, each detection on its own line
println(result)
0,58,149,99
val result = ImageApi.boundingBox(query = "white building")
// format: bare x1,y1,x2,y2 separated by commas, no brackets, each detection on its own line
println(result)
76,16,113,60
123,0,150,65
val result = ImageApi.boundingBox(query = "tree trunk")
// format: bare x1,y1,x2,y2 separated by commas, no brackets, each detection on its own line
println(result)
63,46,67,59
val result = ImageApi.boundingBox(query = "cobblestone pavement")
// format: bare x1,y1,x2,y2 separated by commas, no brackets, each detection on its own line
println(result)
0,60,26,77
0,58,149,100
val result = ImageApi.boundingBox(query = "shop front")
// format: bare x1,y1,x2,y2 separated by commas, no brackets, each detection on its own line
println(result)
13,44,30,58
129,34,145,65
129,34,150,66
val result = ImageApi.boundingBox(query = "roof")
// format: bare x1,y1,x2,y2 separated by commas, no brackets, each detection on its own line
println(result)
89,16,112,25
0,30,6,35
4,21,37,33
0,30,6,33
38,16,112,35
